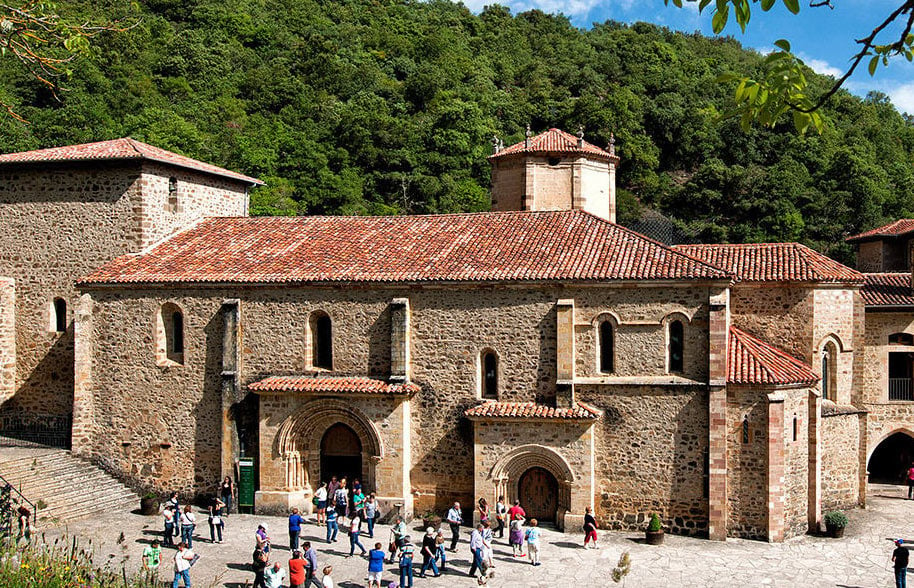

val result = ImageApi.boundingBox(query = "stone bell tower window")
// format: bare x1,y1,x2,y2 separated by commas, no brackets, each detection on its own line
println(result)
50,297,66,333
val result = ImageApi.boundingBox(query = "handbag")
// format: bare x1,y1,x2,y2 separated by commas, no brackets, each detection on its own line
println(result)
312,496,319,507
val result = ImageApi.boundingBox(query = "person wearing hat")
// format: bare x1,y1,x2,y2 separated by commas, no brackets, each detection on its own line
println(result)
256,524,271,553
419,527,440,578
894,538,910,588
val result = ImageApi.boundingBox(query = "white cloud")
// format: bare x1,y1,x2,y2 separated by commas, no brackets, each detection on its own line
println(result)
888,82,914,115
797,53,843,78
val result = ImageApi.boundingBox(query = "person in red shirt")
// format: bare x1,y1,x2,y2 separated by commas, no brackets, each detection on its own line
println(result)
907,463,914,499
507,500,526,522
289,550,307,588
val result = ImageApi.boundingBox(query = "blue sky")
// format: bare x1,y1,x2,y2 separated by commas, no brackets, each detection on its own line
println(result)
456,0,914,114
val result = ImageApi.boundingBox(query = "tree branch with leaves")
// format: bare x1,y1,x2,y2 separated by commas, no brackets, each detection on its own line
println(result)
665,0,914,133
0,1,134,122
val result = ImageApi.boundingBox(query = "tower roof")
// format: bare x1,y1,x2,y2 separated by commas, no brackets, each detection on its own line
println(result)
0,137,263,186
846,219,914,243
489,128,617,161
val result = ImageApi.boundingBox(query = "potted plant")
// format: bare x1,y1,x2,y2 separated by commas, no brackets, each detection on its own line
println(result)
140,492,159,516
824,510,848,538
645,512,664,545
419,509,442,531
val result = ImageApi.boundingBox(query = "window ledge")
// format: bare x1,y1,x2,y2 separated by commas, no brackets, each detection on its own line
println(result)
574,375,704,387
156,356,185,368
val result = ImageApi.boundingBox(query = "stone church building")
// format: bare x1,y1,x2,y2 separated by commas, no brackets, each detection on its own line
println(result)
0,128,911,542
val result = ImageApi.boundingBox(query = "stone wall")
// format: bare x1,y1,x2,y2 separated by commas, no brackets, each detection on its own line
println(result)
783,388,810,538
856,241,883,272
577,384,709,537
812,288,857,406
77,282,712,514
0,162,249,428
489,158,525,213
726,385,768,539
730,285,814,363
820,408,864,510
0,278,15,404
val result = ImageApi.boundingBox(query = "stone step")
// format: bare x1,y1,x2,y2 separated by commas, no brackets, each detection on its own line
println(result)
0,449,139,525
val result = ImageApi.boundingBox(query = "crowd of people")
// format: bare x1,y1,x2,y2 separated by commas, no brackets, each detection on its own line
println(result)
149,475,601,588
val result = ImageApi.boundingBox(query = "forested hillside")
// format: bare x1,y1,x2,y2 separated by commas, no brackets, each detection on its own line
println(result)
1,0,913,262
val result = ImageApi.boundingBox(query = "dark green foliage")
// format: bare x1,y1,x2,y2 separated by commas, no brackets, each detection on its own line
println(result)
647,512,662,532
1,0,912,264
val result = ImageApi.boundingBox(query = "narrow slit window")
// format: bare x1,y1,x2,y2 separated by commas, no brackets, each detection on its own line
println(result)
792,415,798,442
157,303,185,366
171,311,184,354
742,417,750,444
668,320,684,373
167,177,178,213
311,312,333,370
52,298,66,333
599,321,614,374
483,351,498,399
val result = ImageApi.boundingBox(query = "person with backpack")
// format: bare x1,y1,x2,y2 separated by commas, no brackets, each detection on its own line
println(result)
251,546,269,588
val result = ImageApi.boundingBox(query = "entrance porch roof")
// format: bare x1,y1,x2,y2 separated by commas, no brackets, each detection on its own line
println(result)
248,375,419,396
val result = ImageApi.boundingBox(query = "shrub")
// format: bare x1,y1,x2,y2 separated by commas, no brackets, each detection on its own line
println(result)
824,511,848,528
647,513,662,532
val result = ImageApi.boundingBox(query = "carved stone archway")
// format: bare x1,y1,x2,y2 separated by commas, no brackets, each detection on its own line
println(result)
488,444,577,525
275,398,384,494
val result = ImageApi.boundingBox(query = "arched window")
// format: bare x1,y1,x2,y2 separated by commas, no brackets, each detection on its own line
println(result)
167,177,178,213
599,321,614,374
310,311,333,370
668,320,684,374
51,297,66,333
157,303,184,366
741,416,750,444
890,332,914,345
822,341,838,402
482,350,498,399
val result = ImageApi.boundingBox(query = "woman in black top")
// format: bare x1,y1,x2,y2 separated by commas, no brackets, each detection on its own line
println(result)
583,506,599,549
419,527,440,577
252,547,268,588
220,476,234,515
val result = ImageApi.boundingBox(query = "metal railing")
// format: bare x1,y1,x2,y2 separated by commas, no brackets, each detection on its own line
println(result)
0,473,37,535
889,378,914,401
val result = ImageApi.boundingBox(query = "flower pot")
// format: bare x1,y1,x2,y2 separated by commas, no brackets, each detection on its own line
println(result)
422,515,442,532
140,496,159,516
825,523,845,538
645,529,664,545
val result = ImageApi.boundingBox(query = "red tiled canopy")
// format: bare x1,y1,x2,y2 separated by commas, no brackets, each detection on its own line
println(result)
0,138,262,185
489,128,617,161
728,327,819,386
846,220,914,243
860,273,914,307
248,376,419,395
673,243,863,284
80,210,732,286
464,401,601,420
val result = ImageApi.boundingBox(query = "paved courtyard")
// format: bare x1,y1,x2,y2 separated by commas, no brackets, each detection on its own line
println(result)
31,484,914,587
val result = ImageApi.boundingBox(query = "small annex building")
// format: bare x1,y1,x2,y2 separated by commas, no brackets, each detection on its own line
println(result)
0,127,908,543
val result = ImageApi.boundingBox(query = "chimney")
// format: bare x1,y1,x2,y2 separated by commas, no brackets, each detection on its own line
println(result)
577,125,585,148
492,135,501,155
524,124,532,149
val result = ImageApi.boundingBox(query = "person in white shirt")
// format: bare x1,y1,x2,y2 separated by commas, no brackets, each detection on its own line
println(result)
314,482,328,525
468,524,485,577
445,502,462,551
179,506,197,548
264,561,286,588
322,565,334,588
172,542,194,588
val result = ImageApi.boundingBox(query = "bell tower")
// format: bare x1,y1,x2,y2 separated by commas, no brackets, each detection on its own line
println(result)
488,126,619,222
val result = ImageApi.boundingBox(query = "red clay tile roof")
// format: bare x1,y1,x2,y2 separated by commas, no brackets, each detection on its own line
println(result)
248,376,420,395
846,220,914,243
464,401,601,420
860,273,914,307
0,138,262,185
728,326,819,386
80,210,732,285
489,128,617,161
673,243,863,284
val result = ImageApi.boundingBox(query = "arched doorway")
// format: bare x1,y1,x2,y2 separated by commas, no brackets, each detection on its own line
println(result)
518,467,558,522
868,432,914,483
320,423,362,485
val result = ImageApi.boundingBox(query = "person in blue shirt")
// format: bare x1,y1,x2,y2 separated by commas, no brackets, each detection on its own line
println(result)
326,508,339,543
367,542,386,588
289,507,304,551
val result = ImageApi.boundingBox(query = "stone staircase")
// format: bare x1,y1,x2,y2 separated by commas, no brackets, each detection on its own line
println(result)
0,447,139,525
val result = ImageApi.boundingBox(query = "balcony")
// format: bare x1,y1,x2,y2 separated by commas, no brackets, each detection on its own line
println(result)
889,378,914,401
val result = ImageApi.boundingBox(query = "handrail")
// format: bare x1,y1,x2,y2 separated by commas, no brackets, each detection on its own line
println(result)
0,473,37,525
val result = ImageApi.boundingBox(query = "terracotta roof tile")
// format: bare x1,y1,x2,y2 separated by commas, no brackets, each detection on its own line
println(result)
489,128,617,161
0,138,262,185
80,210,732,285
860,273,914,306
673,243,863,284
248,376,419,395
728,327,819,386
464,401,601,420
846,220,914,243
